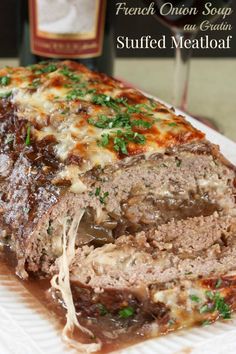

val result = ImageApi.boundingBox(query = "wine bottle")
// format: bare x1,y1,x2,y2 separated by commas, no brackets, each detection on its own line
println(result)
18,0,114,76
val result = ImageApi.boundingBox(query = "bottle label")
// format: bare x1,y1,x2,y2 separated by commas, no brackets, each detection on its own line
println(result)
29,0,106,58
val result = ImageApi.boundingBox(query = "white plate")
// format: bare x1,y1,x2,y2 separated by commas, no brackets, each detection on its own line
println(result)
0,105,236,354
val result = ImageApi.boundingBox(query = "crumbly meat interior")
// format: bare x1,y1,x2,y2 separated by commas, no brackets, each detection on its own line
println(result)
70,213,236,290
24,143,236,275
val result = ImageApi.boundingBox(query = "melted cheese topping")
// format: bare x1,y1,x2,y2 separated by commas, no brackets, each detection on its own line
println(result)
0,61,205,192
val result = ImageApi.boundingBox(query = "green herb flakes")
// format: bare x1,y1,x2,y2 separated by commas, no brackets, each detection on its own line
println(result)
205,290,214,300
66,88,95,100
66,88,86,100
95,187,101,197
176,159,182,167
215,279,222,289
213,292,231,319
131,119,153,129
59,66,81,82
99,191,109,204
25,126,31,146
97,303,108,316
118,306,135,319
114,130,145,154
29,78,41,89
200,291,231,319
47,221,53,236
23,207,30,214
92,94,125,111
168,122,178,127
202,320,211,326
0,76,10,86
199,304,210,314
99,133,110,147
168,319,176,326
5,133,14,144
189,294,200,303
113,136,128,155
33,63,57,75
0,91,12,99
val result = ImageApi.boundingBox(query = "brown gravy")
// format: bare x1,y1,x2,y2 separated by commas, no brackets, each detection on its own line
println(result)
0,249,153,353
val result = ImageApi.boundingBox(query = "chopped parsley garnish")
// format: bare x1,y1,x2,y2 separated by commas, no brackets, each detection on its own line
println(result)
92,93,114,106
59,65,81,82
95,187,101,197
0,91,12,99
189,294,200,303
0,76,10,86
131,119,153,129
23,207,30,214
66,88,95,100
5,133,14,144
66,88,86,100
215,279,222,289
114,136,128,155
202,320,211,326
205,290,214,300
98,130,146,155
112,130,146,155
97,303,108,316
88,113,130,130
99,133,110,147
28,78,41,89
31,63,57,75
124,130,146,144
38,60,49,65
168,122,178,127
168,319,176,326
47,221,53,235
210,292,231,319
124,103,153,114
92,94,126,111
94,187,109,204
99,191,109,204
25,126,31,146
176,159,182,167
200,291,231,319
199,304,210,314
92,94,153,114
88,113,153,131
119,306,135,319
40,63,57,73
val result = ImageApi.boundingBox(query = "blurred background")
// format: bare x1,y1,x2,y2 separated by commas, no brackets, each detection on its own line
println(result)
0,0,235,140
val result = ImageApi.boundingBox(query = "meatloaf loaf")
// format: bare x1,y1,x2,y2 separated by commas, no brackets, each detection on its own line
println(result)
0,61,236,353
0,60,235,278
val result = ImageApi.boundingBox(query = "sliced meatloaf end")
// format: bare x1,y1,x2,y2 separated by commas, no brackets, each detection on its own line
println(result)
70,213,236,290
66,214,236,337
24,140,236,275
0,61,235,278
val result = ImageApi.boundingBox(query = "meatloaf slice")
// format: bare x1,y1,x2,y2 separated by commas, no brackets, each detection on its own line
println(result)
70,213,236,290
67,213,236,339
0,60,235,279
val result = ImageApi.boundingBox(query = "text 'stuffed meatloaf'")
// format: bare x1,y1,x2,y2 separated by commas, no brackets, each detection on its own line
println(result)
0,60,235,280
